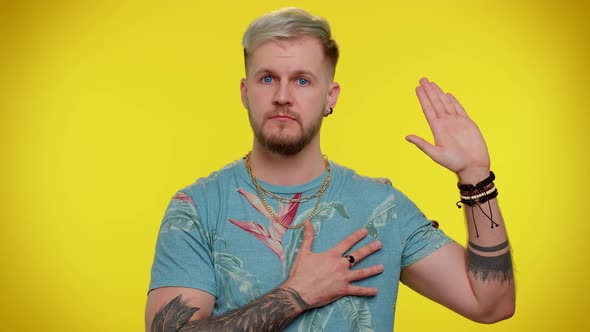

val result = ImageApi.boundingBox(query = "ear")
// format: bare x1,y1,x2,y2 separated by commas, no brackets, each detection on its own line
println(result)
326,81,340,109
240,78,248,109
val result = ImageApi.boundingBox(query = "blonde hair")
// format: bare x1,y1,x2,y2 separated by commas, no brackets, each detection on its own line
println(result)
242,7,339,75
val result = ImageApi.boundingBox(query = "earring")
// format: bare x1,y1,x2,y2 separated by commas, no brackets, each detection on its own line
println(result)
324,107,333,117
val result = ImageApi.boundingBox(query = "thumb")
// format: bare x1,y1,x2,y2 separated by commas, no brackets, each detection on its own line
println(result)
405,135,439,160
299,220,314,253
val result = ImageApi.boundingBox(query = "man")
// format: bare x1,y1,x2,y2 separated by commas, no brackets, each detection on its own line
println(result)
146,7,515,331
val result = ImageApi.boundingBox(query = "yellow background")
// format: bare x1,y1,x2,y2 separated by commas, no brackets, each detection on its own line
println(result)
1,0,588,331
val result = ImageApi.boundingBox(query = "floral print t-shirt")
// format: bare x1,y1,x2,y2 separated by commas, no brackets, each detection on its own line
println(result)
149,159,453,331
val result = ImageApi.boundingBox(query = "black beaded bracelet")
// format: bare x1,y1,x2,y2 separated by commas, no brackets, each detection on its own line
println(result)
457,171,495,192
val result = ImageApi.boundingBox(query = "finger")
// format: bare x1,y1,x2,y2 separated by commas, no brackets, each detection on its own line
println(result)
345,240,382,265
415,86,438,125
431,82,456,115
349,264,385,282
346,285,379,297
299,220,314,253
419,77,445,118
332,227,369,255
447,93,467,117
405,135,440,161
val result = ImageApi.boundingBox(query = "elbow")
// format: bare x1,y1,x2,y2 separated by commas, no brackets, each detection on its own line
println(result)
467,285,516,324
472,301,515,324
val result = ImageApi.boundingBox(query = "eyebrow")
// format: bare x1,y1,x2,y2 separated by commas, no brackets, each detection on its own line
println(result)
252,68,318,81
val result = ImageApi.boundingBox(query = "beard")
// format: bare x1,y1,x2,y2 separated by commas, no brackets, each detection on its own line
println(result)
249,108,324,156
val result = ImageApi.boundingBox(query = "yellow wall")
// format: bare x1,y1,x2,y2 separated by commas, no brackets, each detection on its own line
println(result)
2,0,588,331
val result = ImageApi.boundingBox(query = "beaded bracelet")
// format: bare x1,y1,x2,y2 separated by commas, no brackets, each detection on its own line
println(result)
460,188,498,206
461,185,497,200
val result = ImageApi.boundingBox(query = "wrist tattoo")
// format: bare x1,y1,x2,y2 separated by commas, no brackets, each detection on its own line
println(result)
152,288,310,332
467,248,513,283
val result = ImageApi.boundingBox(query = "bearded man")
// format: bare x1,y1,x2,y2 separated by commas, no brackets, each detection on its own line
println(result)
146,7,515,332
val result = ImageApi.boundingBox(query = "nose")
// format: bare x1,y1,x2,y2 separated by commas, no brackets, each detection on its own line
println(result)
272,81,293,106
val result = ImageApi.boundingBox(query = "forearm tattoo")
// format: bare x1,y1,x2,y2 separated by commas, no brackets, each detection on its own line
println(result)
151,295,200,332
151,288,310,332
467,241,513,283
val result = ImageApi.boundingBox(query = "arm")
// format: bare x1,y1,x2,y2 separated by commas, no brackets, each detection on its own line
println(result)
145,286,305,332
402,78,515,323
146,221,384,331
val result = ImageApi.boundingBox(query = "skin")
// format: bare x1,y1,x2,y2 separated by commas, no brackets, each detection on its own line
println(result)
146,34,515,331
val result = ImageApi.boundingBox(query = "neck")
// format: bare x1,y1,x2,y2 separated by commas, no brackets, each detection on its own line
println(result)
248,143,326,186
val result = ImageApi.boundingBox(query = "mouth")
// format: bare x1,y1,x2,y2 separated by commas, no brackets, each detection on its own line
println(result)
268,111,299,123
270,114,296,121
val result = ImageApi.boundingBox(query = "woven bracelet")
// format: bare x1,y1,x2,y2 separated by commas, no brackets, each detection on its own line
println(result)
457,171,495,192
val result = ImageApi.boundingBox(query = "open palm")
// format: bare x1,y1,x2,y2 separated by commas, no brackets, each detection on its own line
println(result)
406,78,490,182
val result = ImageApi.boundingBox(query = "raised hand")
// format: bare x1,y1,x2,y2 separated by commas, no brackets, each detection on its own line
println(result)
281,221,384,309
406,78,491,183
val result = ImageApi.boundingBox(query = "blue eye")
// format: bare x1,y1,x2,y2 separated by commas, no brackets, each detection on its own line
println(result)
298,78,309,86
262,76,273,83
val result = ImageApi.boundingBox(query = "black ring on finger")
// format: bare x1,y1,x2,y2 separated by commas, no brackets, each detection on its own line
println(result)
344,255,355,268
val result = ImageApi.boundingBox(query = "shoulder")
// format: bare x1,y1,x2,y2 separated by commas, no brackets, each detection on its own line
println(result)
164,159,243,219
180,159,242,198
331,162,395,192
330,162,419,209
161,159,244,231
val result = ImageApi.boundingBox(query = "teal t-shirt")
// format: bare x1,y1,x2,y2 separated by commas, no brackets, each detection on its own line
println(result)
149,159,453,331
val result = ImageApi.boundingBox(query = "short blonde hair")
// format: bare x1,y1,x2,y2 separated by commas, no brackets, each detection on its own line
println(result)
242,7,339,75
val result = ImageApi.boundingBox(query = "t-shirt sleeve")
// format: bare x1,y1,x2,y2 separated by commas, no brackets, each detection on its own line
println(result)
148,190,217,297
393,188,454,268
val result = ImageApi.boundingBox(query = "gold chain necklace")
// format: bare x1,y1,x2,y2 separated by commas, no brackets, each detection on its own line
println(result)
256,170,328,204
244,152,331,229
